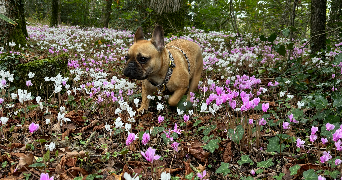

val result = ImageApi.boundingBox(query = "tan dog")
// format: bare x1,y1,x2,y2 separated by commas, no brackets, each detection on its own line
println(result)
123,26,203,111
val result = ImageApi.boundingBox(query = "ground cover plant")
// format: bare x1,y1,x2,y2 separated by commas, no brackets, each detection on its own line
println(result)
0,24,342,180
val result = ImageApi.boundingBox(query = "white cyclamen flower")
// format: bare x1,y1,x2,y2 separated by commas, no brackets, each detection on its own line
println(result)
1,117,9,125
280,91,286,97
28,72,35,78
297,101,305,109
134,98,139,107
125,123,131,131
124,172,139,180
45,142,56,151
160,172,171,180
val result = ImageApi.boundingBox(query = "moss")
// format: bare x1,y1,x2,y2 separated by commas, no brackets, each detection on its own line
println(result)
0,53,69,96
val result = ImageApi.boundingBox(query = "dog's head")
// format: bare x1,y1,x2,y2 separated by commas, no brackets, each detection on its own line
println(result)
123,26,165,80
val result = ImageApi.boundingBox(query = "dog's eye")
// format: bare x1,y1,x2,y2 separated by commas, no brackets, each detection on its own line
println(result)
124,56,129,60
139,57,148,63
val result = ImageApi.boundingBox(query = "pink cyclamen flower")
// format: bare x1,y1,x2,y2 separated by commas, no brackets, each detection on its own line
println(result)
126,133,136,146
259,118,267,126
40,173,54,180
296,138,305,148
311,126,318,135
0,98,4,104
335,159,342,165
320,151,332,163
288,114,299,123
171,142,180,152
197,170,207,180
26,80,33,87
142,132,150,145
1,79,6,86
250,169,255,175
248,119,253,124
326,123,335,131
183,114,189,122
318,175,326,180
283,122,290,129
332,74,336,78
141,147,161,163
229,100,236,109
262,103,269,112
335,140,342,151
172,123,182,134
29,122,39,133
158,116,164,123
321,138,328,144
310,134,317,142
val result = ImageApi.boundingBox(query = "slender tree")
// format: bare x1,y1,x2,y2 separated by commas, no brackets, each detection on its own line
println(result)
50,0,59,27
0,0,27,49
310,0,327,54
328,0,342,39
103,0,113,28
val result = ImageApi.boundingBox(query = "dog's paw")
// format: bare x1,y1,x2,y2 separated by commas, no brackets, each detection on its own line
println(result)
137,106,147,113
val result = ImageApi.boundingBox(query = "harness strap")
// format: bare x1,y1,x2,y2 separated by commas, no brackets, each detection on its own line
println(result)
148,46,190,92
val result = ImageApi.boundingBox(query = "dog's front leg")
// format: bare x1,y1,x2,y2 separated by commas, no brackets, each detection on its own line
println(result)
168,88,188,107
138,80,157,112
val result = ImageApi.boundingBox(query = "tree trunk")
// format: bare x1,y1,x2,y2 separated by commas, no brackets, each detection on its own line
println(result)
328,0,342,38
50,0,58,27
58,0,61,24
310,0,327,54
103,0,113,28
0,0,27,50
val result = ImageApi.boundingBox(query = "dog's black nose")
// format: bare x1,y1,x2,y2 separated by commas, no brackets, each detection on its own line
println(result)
123,61,135,78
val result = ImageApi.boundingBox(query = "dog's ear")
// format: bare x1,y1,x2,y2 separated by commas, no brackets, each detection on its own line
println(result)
134,27,144,43
151,25,164,51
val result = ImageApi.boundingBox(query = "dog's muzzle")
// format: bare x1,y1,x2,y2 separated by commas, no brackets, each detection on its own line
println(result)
123,61,146,80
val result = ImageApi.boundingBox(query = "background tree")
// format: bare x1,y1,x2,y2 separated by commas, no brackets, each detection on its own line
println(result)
328,0,342,40
0,0,27,49
50,0,59,27
139,0,189,35
310,0,327,54
103,0,113,28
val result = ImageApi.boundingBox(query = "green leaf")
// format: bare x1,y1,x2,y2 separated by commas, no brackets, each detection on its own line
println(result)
74,177,83,180
329,170,340,179
314,95,328,109
228,125,244,143
185,172,194,179
36,157,44,162
256,169,263,174
44,150,50,162
215,162,230,176
203,139,220,153
86,174,95,180
237,155,253,166
194,120,201,126
276,45,286,56
287,43,294,50
2,161,7,168
289,164,301,175
267,137,285,153
257,158,274,168
273,173,285,180
333,97,342,107
282,28,290,37
151,127,164,136
303,169,318,180
0,14,17,25
259,35,267,41
268,33,277,43
29,163,46,167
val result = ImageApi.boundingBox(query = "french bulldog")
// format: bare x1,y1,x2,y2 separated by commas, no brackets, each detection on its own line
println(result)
123,25,203,112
